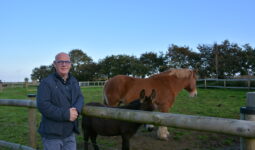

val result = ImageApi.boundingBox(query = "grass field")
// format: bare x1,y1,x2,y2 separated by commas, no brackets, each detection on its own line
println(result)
0,86,250,149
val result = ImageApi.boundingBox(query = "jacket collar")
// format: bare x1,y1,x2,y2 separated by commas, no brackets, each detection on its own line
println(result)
54,72,71,85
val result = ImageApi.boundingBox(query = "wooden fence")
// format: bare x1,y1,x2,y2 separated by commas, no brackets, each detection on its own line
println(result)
79,81,105,87
0,82,38,88
0,81,106,88
2,79,255,89
197,78,255,89
0,95,37,150
1,93,255,150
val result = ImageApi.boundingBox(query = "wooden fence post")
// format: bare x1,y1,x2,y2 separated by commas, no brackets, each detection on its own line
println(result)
248,79,251,90
240,92,255,150
24,80,28,89
0,81,3,92
27,94,37,149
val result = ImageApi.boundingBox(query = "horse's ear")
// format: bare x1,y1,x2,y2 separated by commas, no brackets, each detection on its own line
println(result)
193,69,198,78
150,89,156,100
193,69,198,74
140,89,145,100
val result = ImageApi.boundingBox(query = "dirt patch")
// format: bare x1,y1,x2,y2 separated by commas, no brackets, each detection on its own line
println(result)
78,128,240,150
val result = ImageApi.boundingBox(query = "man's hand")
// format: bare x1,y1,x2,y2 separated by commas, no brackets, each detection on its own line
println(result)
69,107,78,121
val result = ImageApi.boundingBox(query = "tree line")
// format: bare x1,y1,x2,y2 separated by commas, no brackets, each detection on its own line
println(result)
31,40,255,81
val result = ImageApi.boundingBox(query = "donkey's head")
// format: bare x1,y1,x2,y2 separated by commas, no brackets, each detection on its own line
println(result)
139,89,157,111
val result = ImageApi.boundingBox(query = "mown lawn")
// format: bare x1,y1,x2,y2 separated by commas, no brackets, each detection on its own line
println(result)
0,86,250,149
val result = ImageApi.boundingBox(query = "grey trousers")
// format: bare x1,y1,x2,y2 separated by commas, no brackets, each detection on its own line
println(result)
42,133,76,150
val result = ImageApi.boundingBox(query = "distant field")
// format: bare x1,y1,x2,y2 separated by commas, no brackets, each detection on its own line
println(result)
0,86,250,149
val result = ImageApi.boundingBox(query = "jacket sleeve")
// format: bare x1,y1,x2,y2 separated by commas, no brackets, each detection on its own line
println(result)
72,83,84,114
37,80,70,121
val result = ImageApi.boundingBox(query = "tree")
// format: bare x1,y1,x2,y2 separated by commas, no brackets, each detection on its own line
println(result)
24,77,29,82
98,55,141,78
197,44,214,78
79,62,100,81
31,65,54,81
241,44,255,75
97,55,117,79
167,44,200,69
139,52,158,76
139,52,169,76
69,49,94,81
129,59,148,78
212,40,242,78
157,52,169,72
198,40,250,78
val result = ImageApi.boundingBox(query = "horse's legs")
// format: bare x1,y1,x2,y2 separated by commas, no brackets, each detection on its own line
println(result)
121,135,130,150
157,103,171,140
90,134,99,150
144,124,155,131
157,126,169,140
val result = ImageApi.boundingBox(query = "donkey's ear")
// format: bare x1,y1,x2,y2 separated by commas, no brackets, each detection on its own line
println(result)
150,89,156,100
140,89,145,99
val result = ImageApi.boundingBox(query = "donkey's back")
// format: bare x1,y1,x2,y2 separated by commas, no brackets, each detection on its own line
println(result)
82,89,156,150
82,101,142,136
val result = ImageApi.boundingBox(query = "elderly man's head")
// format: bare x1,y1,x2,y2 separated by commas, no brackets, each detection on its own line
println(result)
54,52,71,79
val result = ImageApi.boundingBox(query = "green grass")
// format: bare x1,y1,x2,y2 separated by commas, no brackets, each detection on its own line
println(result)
171,88,247,119
0,86,250,149
0,86,105,149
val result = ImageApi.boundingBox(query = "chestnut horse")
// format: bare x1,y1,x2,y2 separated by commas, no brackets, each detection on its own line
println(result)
103,68,197,140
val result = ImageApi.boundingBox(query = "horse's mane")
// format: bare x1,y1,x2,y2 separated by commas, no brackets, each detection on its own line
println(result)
152,68,193,79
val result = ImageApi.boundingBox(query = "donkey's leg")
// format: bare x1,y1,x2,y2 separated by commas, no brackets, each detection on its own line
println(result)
83,129,90,150
90,134,99,150
121,135,130,150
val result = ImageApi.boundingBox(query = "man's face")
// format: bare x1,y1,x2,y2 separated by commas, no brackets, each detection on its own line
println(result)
54,53,71,77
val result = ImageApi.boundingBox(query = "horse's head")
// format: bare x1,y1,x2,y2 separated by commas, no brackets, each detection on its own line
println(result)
184,70,197,97
139,89,156,111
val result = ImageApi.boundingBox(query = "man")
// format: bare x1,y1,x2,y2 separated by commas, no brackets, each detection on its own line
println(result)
37,52,84,150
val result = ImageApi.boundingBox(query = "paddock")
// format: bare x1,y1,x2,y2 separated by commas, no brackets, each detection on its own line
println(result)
0,92,255,150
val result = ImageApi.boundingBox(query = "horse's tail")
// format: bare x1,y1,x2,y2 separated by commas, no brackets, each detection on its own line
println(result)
103,80,109,105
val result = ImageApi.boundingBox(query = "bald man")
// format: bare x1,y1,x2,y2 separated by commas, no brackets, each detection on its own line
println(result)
37,52,84,150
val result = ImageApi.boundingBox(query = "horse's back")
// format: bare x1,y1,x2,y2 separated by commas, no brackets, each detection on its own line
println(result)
103,73,188,110
104,75,159,106
104,75,135,91
104,75,137,106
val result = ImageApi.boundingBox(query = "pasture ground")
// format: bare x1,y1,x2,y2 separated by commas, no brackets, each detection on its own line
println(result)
0,86,249,150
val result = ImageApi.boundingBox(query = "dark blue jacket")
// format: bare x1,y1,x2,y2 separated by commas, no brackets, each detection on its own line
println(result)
37,73,84,139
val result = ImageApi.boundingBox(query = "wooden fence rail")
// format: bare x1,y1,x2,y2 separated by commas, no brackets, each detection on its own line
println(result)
83,106,255,138
0,140,35,150
1,92,255,149
2,79,255,89
197,78,255,89
0,81,106,88
2,99,255,137
0,95,37,150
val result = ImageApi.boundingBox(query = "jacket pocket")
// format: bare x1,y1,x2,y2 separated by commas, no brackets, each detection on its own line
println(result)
43,120,64,136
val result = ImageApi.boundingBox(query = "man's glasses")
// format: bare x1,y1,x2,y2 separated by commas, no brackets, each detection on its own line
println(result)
55,60,71,65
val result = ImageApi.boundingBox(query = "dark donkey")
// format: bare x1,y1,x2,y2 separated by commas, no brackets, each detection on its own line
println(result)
82,89,156,150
